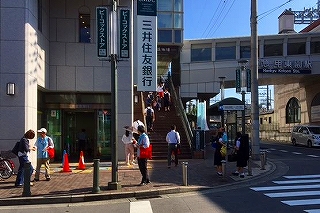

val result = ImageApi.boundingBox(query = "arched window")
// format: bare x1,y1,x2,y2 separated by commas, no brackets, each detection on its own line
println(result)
286,97,301,123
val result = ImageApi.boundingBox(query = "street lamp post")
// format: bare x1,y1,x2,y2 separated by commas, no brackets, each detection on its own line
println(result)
238,60,248,135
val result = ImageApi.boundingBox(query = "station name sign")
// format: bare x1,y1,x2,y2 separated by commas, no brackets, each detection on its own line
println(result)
258,59,312,74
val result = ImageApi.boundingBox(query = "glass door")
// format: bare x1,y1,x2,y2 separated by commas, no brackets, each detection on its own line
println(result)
65,111,76,159
47,110,62,160
97,110,111,160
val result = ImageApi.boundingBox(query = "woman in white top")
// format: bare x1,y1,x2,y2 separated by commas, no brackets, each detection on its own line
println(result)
122,130,136,166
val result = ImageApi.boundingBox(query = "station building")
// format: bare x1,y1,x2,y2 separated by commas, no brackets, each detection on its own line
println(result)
180,10,320,142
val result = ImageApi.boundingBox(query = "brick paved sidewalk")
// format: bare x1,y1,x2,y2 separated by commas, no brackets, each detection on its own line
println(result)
0,157,270,203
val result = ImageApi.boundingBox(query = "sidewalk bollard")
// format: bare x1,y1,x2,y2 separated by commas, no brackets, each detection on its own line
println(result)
221,160,226,177
22,162,31,197
247,156,252,176
182,162,188,186
260,151,266,170
92,159,100,193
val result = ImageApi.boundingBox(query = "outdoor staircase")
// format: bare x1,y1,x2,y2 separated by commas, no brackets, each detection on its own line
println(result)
134,90,192,160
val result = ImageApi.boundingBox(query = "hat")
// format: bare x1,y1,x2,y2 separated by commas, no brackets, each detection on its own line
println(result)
37,128,47,133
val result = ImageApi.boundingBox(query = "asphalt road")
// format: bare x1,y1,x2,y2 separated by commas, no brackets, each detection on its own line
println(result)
1,141,320,213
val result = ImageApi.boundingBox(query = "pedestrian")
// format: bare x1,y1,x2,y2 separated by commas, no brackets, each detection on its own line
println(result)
136,125,151,185
146,92,154,106
132,119,145,141
77,128,87,153
214,131,225,176
157,82,164,99
220,127,228,147
232,132,249,178
122,129,136,166
166,125,180,168
15,129,36,187
33,128,54,181
163,88,171,111
144,103,155,132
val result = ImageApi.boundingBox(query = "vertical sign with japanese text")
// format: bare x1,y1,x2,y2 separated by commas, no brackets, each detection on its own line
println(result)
136,0,157,91
119,9,130,58
96,7,108,58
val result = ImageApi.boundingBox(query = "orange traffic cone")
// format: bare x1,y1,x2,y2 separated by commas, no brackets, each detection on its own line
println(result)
62,153,72,172
77,151,86,170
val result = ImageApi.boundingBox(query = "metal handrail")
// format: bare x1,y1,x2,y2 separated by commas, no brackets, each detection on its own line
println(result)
168,77,193,148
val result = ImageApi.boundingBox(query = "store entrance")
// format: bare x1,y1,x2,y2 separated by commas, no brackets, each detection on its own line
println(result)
64,111,95,161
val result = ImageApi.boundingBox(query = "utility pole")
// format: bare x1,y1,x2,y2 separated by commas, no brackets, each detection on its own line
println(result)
251,0,260,159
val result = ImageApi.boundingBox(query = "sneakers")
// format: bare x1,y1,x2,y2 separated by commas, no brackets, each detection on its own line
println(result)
217,172,223,176
46,177,51,181
139,182,146,186
240,174,245,178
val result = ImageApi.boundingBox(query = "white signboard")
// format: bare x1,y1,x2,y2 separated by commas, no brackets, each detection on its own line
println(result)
136,0,157,91
221,105,244,111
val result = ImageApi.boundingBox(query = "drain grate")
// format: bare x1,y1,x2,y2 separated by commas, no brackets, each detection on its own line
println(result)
135,195,162,200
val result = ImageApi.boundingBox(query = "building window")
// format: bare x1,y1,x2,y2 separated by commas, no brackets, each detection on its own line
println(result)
264,40,283,57
79,14,91,43
191,44,212,62
287,42,306,55
268,117,271,124
38,0,42,32
240,45,251,59
174,0,183,11
215,45,236,60
174,30,182,43
158,0,173,11
158,13,173,28
286,97,301,123
260,118,263,124
174,13,182,28
311,40,320,54
158,30,172,43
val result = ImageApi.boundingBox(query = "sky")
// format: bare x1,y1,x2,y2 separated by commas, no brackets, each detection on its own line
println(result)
183,0,318,106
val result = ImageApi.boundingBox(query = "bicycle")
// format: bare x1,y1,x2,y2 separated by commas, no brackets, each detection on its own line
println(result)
0,151,15,179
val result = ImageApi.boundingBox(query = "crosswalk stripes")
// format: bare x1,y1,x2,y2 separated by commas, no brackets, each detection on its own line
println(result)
250,174,320,212
130,200,153,213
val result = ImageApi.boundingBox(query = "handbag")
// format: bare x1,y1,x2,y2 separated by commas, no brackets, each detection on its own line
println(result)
140,144,152,159
48,147,55,159
220,145,227,157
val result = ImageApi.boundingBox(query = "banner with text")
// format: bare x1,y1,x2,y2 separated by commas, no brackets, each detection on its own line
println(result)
96,7,108,59
136,0,157,91
119,9,130,58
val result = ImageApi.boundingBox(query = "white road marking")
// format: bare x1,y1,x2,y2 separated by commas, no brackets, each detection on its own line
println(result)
130,201,153,213
284,175,320,179
307,155,319,158
280,150,288,152
265,190,320,198
292,152,302,155
282,199,320,206
304,209,320,213
250,184,320,191
273,179,320,185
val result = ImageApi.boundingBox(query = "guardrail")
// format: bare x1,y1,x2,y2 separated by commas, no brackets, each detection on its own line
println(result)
168,77,193,148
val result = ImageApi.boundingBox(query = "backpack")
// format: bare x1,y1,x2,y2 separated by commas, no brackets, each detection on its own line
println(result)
146,108,153,117
12,141,21,156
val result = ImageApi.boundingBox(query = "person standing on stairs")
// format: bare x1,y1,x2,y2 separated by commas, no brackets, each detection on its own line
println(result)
163,88,171,112
144,103,155,132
